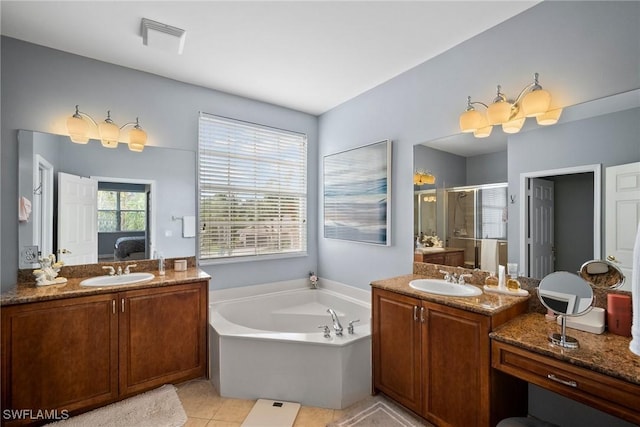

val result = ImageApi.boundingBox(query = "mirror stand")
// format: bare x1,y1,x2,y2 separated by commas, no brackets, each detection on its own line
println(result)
549,315,579,349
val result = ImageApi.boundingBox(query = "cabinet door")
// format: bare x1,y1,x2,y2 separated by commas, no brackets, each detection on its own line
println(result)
372,288,422,414
422,302,490,427
119,282,207,396
1,294,118,417
444,251,464,267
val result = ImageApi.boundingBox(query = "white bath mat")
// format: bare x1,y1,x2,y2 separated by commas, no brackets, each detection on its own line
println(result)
45,384,187,427
241,399,301,427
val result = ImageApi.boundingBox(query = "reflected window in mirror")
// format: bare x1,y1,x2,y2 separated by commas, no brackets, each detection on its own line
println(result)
17,130,196,268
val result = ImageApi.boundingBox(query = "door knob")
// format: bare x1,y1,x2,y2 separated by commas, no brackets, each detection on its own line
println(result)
606,255,619,263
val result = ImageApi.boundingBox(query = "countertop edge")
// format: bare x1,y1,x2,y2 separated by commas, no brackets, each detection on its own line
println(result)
371,274,529,316
1,269,211,306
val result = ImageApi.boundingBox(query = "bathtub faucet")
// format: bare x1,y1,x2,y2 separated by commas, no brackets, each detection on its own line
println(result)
327,308,343,336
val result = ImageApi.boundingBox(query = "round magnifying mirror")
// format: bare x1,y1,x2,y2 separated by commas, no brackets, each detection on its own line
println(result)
579,259,625,290
538,271,594,349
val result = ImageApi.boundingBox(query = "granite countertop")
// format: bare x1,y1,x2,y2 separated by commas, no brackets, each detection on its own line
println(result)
0,268,211,306
491,312,640,386
370,274,530,316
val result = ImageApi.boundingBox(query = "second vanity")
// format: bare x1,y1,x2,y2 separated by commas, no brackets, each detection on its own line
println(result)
1,260,209,426
372,264,640,427
371,272,529,427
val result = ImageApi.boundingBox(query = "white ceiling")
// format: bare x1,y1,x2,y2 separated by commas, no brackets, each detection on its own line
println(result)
1,1,538,116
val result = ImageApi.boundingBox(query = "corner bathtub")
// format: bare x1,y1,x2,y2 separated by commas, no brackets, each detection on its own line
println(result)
209,287,371,409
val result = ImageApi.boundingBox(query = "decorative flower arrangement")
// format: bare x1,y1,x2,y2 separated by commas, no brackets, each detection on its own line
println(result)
309,272,318,289
421,235,443,248
33,253,66,286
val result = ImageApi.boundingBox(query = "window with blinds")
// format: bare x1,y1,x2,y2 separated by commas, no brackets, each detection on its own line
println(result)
477,186,507,239
198,113,307,261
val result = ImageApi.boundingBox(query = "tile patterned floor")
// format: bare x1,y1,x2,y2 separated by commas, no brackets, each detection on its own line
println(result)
176,378,351,427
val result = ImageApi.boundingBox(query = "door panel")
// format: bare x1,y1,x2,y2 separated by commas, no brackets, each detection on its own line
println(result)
529,178,554,278
58,172,98,265
372,289,422,414
606,162,640,291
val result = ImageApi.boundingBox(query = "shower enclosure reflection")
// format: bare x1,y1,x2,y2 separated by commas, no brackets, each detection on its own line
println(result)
414,183,508,271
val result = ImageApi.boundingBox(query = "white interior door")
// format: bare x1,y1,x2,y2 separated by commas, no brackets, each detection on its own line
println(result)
58,172,98,265
606,162,640,291
529,178,555,278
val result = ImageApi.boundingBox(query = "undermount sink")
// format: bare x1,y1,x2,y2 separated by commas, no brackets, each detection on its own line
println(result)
409,279,482,297
80,272,155,287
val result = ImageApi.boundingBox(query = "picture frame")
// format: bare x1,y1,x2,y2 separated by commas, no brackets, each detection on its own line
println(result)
323,140,391,245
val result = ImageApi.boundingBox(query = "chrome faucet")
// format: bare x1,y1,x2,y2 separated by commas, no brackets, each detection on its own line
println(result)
102,266,115,276
327,308,343,336
439,270,457,283
124,264,137,274
457,274,472,285
116,266,123,276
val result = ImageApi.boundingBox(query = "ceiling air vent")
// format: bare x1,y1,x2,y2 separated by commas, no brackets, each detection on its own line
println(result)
141,18,186,55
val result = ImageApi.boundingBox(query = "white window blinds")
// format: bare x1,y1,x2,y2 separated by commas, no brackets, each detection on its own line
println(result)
198,113,307,261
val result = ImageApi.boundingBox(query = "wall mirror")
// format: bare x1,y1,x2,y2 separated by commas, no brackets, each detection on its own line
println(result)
413,134,508,271
538,271,594,348
579,259,625,290
413,90,640,280
18,130,196,268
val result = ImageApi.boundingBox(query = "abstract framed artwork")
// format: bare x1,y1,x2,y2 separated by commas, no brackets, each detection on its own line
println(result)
323,140,391,245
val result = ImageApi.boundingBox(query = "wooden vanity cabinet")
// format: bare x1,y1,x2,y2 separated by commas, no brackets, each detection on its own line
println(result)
1,293,119,423
413,249,464,267
373,287,526,427
1,281,208,426
120,282,208,396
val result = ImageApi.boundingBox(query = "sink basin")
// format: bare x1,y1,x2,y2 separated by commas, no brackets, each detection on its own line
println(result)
409,279,482,297
80,272,155,287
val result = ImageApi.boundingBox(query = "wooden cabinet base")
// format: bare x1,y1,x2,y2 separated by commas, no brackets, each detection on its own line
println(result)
492,340,640,425
1,281,208,426
373,287,526,427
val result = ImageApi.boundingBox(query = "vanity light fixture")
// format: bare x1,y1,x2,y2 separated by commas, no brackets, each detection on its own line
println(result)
413,171,436,185
459,73,563,138
66,105,148,152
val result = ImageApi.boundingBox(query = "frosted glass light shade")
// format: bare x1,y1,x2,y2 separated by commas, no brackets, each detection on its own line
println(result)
422,173,436,185
128,127,147,152
459,109,485,133
502,117,526,134
99,121,120,148
66,115,90,144
522,89,551,117
473,125,493,138
536,108,563,125
487,101,512,125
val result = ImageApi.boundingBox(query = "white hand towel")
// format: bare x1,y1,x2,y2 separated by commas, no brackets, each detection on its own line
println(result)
630,222,640,356
480,239,499,274
182,215,196,238
18,196,32,222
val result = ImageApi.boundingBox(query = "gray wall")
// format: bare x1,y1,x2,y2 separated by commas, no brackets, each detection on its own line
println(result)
507,107,640,265
467,151,507,185
550,173,594,273
318,1,640,290
1,37,319,291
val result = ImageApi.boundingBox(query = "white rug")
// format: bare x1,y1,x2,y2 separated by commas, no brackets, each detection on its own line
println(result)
328,395,430,427
46,384,187,427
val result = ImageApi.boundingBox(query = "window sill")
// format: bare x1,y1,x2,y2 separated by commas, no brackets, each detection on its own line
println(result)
199,251,308,266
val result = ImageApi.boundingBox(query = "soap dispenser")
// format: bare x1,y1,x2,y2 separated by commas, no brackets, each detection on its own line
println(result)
506,263,521,292
484,272,498,288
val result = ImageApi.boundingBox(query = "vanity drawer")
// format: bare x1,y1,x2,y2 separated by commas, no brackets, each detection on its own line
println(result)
492,341,640,425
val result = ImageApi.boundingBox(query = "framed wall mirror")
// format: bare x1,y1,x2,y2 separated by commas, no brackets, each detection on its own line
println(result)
17,130,196,268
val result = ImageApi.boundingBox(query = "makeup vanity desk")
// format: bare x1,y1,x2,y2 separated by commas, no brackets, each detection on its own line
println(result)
490,313,640,425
